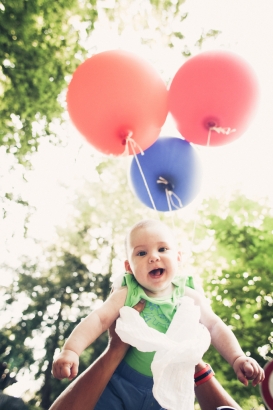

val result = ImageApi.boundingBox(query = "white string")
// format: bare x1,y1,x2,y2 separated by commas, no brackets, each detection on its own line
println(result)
207,125,236,146
165,188,172,212
157,176,169,185
122,131,145,156
210,126,236,135
207,128,212,147
157,178,174,228
157,177,183,211
168,191,184,210
189,212,198,253
128,138,158,213
184,125,238,276
165,189,178,230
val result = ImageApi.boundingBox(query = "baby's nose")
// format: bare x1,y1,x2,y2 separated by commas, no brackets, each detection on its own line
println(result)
149,252,160,262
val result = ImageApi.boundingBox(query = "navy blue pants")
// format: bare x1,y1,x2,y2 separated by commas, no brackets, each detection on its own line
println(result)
94,360,165,410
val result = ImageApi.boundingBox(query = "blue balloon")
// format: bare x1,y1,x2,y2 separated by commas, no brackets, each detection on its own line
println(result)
129,136,202,211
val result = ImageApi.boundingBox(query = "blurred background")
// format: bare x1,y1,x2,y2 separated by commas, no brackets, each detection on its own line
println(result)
1,1,273,408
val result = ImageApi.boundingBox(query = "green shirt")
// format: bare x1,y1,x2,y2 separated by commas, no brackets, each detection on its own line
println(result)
121,273,195,376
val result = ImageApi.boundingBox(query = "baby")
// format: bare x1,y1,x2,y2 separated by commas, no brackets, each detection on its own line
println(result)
52,219,264,409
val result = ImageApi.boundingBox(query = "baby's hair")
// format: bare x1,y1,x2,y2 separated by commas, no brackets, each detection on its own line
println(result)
124,219,175,258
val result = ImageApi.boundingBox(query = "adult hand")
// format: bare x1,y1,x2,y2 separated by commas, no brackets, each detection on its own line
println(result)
49,298,146,410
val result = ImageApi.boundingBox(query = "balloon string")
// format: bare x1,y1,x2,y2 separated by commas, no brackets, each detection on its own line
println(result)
128,139,158,213
190,212,198,251
169,191,183,210
207,128,212,147
166,191,177,230
122,132,145,156
207,126,236,146
157,177,183,210
165,188,172,212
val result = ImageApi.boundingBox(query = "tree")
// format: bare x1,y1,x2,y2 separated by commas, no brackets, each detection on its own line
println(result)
0,0,97,256
0,0,201,272
0,0,219,263
3,163,272,408
193,195,273,408
0,3,223,407
0,0,199,161
0,362,28,409
0,0,98,160
0,155,159,408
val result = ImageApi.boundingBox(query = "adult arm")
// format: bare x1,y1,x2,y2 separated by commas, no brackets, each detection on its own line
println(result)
49,299,145,410
194,361,243,410
49,357,244,410
50,301,243,410
49,323,128,410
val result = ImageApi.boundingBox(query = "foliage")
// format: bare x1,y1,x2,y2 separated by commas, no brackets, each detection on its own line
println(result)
0,0,97,241
0,0,219,162
193,195,273,408
0,0,98,160
0,0,202,253
0,0,192,162
2,173,272,409
0,155,159,408
0,0,221,254
0,1,246,408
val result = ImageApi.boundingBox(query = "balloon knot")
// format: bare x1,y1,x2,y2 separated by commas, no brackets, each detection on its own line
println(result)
121,132,144,156
207,126,237,146
157,176,174,191
209,126,236,135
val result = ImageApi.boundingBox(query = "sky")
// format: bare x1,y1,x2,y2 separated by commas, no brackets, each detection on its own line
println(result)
40,0,273,205
183,0,273,199
1,0,273,279
1,0,273,400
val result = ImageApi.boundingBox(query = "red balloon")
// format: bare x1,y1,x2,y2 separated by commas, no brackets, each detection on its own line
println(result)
67,50,168,155
169,51,259,146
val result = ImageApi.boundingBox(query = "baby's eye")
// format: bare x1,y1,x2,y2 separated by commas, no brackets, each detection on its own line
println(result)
159,247,168,252
137,251,147,256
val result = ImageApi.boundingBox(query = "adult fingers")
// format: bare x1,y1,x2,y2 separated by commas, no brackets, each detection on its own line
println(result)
133,299,146,313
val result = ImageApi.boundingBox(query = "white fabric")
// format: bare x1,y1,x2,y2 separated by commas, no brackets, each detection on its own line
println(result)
115,296,211,410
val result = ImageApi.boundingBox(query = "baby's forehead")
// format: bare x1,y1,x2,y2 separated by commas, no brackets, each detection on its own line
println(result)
127,221,176,246
132,223,167,236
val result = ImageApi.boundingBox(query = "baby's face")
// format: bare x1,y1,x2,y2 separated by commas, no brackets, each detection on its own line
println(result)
124,224,181,298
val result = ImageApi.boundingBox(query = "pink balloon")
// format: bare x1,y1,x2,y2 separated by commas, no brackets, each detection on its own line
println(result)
169,51,259,146
67,50,168,155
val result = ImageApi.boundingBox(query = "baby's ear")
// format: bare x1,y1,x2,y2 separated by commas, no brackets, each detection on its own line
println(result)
177,250,182,262
124,260,133,273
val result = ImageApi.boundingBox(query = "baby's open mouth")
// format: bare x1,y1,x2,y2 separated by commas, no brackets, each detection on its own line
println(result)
149,268,164,277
